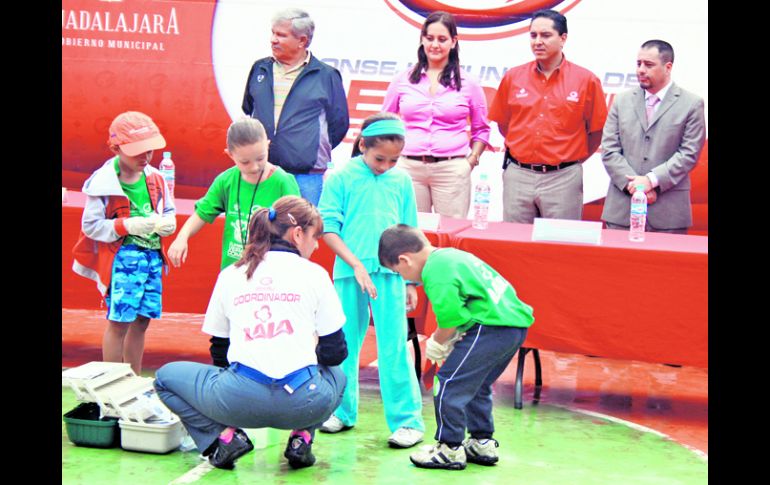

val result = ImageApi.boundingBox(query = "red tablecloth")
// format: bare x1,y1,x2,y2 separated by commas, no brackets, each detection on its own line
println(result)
63,193,706,367
449,222,707,367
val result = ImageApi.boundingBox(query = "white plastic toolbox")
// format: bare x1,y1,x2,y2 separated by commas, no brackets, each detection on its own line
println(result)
63,361,184,453
119,415,184,454
62,362,135,402
62,362,156,421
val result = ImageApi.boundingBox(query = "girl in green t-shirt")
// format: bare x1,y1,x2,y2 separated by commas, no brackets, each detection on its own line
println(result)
168,118,300,271
167,118,300,367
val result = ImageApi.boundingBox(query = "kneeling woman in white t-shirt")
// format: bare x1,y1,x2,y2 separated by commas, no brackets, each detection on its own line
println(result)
154,195,347,470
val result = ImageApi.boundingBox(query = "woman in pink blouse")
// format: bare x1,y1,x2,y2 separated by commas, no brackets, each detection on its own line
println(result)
382,11,490,219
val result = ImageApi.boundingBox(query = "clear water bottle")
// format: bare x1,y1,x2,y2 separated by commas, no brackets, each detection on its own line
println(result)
159,151,175,199
178,433,197,452
629,184,647,242
472,173,491,230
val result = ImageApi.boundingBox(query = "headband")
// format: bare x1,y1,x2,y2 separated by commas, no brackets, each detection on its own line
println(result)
361,119,405,137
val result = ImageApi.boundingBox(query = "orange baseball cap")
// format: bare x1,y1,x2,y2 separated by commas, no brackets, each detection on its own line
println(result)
108,111,166,156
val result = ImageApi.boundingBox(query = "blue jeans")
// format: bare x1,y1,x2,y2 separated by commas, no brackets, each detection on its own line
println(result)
433,324,528,445
294,173,324,206
153,361,346,453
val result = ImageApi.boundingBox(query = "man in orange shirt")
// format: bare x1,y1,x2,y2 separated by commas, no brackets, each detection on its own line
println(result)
489,9,607,223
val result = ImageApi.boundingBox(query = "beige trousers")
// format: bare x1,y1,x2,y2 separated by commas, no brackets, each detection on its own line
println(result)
399,156,472,219
502,162,584,224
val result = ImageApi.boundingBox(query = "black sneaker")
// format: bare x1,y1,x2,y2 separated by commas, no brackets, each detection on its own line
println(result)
208,429,254,469
284,435,316,469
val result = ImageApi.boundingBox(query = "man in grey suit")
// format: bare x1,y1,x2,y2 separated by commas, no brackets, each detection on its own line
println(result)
601,39,706,234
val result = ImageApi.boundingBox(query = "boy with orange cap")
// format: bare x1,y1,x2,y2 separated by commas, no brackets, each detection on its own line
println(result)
72,111,176,374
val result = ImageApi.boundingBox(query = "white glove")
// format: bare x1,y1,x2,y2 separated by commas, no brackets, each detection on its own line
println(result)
154,215,177,236
425,336,451,366
425,331,466,367
124,216,156,236
444,331,465,348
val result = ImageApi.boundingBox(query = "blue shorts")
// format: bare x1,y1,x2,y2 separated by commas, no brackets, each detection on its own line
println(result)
105,244,163,323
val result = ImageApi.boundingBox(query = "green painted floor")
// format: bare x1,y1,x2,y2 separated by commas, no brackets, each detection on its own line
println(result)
63,377,707,485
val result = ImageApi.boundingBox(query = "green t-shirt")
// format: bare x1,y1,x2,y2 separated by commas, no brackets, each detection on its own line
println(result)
422,248,534,333
115,157,161,250
194,165,301,268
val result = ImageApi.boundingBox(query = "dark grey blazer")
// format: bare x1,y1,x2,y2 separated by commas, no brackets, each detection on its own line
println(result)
600,83,706,230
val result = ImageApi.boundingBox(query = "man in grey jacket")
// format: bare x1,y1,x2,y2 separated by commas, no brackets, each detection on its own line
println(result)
242,8,349,206
601,39,706,234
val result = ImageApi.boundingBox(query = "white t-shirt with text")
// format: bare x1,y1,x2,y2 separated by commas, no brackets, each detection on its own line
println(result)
202,251,345,378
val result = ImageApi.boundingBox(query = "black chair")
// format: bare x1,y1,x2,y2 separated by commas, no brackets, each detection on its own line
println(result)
514,347,542,409
368,314,422,380
407,317,422,380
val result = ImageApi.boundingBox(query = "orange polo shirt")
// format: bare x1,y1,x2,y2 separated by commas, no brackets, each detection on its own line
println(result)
489,57,607,165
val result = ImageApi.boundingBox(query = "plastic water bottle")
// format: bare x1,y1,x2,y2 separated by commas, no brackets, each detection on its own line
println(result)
137,390,173,422
178,433,197,452
629,184,647,242
159,151,175,199
472,173,491,230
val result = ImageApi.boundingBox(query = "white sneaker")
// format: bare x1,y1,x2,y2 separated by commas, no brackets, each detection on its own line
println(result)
410,442,467,470
388,427,424,448
463,437,499,465
318,415,352,433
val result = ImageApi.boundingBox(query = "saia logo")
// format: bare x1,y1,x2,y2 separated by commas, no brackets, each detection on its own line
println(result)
383,0,583,40
243,305,295,340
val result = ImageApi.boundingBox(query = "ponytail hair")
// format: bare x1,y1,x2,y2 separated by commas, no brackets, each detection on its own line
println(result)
234,195,323,279
351,112,406,157
226,117,267,151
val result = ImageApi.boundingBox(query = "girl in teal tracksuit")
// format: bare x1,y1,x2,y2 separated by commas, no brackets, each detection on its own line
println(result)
317,113,425,448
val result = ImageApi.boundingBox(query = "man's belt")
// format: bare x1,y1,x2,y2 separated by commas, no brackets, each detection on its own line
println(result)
503,151,578,173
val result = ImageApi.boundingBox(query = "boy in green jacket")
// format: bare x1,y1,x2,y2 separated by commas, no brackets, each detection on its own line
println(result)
378,224,534,470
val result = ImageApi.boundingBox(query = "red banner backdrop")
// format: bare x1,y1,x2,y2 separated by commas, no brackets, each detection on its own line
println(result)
62,0,232,199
